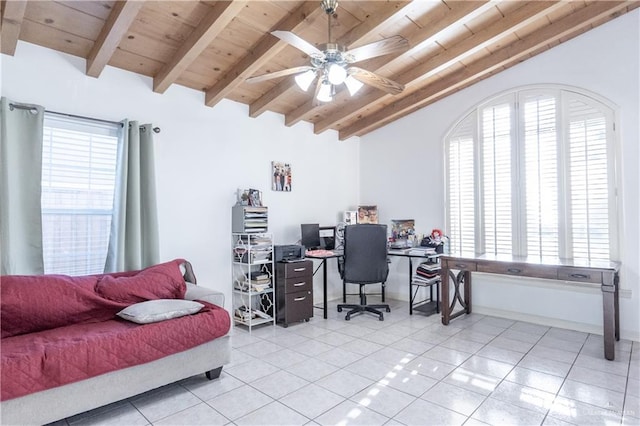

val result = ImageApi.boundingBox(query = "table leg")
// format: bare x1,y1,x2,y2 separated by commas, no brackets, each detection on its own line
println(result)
464,270,472,314
441,266,450,325
601,271,618,361
409,257,413,315
323,259,328,319
615,274,620,341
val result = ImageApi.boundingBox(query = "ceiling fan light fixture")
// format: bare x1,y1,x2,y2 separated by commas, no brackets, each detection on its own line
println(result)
294,70,316,92
327,63,347,85
320,0,338,14
317,81,333,103
344,75,364,96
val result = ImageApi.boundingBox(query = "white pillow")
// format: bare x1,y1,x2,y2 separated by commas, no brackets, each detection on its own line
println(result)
117,299,204,324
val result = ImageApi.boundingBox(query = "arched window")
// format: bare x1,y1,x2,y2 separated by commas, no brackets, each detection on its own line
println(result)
445,86,619,261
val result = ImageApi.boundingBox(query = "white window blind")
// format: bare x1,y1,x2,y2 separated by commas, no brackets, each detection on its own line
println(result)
41,114,119,275
567,95,611,260
447,115,475,255
481,101,512,255
522,92,559,258
445,87,617,262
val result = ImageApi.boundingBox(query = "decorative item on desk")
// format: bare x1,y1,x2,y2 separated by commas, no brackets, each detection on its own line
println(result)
343,210,358,225
248,188,263,206
237,189,250,205
357,205,378,224
391,219,415,240
420,228,446,253
271,161,292,192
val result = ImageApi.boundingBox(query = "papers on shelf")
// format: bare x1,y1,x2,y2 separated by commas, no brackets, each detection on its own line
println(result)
407,247,436,256
234,307,271,321
418,261,441,271
387,247,438,256
412,276,440,285
388,248,410,254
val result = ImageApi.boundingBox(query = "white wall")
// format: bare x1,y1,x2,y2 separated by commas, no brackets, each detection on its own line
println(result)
1,42,359,306
361,11,640,340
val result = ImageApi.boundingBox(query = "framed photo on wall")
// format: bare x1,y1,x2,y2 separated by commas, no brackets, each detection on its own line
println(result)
272,161,292,192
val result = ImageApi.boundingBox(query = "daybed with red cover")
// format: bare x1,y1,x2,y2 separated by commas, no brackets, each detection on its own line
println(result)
0,259,231,425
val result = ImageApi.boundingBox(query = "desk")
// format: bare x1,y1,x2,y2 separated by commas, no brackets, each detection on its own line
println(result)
440,254,620,360
306,250,441,319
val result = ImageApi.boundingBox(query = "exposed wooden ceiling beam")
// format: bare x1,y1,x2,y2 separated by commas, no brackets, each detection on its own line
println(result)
86,0,144,78
284,0,494,128
204,1,322,108
339,1,632,140
1,0,27,56
153,1,247,94
315,0,562,134
248,0,412,118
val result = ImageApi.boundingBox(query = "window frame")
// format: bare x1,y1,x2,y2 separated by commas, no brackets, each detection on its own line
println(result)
444,85,620,261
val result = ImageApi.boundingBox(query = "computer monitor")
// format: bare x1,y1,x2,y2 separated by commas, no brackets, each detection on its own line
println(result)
319,226,336,250
300,223,321,250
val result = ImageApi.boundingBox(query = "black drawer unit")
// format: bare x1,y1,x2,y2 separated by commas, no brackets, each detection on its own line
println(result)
276,260,313,327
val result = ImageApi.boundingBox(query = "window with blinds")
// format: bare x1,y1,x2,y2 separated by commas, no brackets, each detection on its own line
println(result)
41,114,120,275
481,100,513,255
445,87,617,261
446,115,476,255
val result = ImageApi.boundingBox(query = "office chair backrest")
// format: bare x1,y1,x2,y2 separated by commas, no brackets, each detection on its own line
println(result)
343,224,389,284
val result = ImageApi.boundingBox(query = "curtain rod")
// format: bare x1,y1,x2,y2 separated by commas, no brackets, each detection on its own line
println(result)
8,103,161,133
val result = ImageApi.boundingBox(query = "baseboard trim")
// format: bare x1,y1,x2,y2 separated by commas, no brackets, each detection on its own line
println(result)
471,306,640,343
376,290,639,343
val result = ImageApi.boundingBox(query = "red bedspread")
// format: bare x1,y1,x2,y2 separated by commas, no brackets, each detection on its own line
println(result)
1,301,230,401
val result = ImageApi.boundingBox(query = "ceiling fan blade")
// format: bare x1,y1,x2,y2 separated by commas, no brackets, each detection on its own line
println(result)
348,67,404,95
246,66,315,84
271,30,324,58
344,35,409,63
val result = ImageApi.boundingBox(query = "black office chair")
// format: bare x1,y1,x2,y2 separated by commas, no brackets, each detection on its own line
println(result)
337,224,391,321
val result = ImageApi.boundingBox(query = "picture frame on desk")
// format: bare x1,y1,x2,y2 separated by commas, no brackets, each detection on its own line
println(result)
248,188,262,206
357,205,378,224
344,210,358,225
391,219,415,240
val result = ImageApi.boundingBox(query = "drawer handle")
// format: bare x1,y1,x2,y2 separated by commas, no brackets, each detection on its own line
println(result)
294,296,306,301
293,268,306,272
454,263,467,269
507,268,521,274
293,282,305,287
570,273,590,279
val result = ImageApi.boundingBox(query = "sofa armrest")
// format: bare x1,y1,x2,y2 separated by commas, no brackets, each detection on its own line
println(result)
185,283,225,308
179,260,197,284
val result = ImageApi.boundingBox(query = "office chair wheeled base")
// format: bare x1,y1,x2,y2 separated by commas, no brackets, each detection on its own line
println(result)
337,285,391,321
338,304,391,321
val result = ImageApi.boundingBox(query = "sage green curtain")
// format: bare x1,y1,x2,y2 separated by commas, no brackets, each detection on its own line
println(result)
104,121,159,272
0,97,45,275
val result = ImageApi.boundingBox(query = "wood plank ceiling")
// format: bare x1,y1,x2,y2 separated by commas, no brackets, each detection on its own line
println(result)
2,1,638,140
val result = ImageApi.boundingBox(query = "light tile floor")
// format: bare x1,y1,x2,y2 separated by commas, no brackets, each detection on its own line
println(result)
54,299,639,426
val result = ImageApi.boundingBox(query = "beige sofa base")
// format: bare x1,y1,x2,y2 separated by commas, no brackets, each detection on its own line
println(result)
1,334,231,425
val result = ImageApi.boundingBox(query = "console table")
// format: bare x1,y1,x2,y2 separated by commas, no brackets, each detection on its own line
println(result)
440,254,620,360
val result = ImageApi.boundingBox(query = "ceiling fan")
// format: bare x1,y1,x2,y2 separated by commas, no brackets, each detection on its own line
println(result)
246,0,409,103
